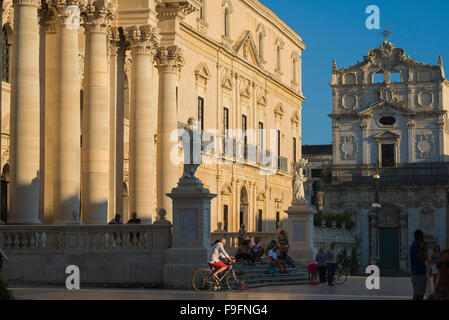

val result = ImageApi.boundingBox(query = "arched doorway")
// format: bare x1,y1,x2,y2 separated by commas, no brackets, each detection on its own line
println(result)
369,203,408,272
240,186,249,229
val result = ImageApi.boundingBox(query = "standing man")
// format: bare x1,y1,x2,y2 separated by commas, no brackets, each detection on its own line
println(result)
327,241,337,286
410,229,428,300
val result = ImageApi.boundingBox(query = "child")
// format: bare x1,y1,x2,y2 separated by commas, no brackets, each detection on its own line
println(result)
307,261,319,284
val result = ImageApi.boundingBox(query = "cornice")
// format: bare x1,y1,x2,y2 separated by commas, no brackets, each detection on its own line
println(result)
179,21,305,103
241,0,306,51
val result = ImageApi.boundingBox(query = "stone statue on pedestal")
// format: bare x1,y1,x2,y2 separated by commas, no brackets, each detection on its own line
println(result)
292,159,308,202
181,117,204,182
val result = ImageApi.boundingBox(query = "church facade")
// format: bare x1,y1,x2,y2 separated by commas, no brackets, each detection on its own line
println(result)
0,0,305,232
325,41,449,272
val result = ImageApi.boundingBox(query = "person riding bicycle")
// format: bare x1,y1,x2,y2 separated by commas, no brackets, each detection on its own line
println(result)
208,238,235,281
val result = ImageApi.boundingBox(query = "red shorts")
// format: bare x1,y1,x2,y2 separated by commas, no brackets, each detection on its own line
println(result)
212,261,227,269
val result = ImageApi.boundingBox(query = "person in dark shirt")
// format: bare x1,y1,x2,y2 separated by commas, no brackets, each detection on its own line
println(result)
410,229,428,300
127,212,141,224
127,212,141,243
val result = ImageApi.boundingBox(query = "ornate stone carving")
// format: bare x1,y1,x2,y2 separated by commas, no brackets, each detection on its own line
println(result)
416,133,435,160
379,86,400,103
155,46,185,73
419,207,435,230
83,0,116,33
340,136,358,160
417,88,433,107
341,91,358,111
125,25,160,55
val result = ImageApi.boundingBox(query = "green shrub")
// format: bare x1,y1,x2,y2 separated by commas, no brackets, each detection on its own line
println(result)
313,211,355,230
337,246,360,275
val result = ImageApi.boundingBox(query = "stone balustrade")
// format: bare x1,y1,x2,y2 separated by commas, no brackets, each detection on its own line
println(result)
312,226,357,253
0,224,172,253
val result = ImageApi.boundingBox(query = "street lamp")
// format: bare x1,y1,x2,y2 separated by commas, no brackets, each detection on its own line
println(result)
372,173,381,209
370,173,381,266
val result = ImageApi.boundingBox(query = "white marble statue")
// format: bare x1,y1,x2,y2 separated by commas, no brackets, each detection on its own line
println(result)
292,159,308,201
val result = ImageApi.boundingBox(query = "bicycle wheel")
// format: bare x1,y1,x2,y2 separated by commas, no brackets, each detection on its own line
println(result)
226,268,249,292
333,267,348,285
192,268,216,292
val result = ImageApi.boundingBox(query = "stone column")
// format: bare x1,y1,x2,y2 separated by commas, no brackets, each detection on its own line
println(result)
81,4,114,224
155,46,184,222
126,25,159,224
108,28,125,222
9,0,41,224
42,12,57,224
51,2,84,224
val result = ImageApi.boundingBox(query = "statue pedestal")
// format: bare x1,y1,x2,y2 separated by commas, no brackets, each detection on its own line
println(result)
163,178,216,289
285,199,315,266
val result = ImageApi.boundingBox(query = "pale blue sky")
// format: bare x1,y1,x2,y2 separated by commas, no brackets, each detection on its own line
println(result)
260,0,449,145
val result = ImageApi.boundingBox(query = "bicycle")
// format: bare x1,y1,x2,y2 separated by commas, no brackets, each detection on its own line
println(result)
309,263,348,285
192,262,248,292
333,263,348,285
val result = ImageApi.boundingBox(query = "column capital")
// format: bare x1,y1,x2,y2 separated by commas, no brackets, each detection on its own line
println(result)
45,0,88,25
125,25,160,56
155,45,184,73
84,0,117,33
39,6,58,32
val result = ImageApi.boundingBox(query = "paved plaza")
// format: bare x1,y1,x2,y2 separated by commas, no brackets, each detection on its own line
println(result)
9,277,413,300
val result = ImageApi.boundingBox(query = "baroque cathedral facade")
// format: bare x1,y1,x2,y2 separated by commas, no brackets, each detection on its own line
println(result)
0,0,305,232
325,41,449,272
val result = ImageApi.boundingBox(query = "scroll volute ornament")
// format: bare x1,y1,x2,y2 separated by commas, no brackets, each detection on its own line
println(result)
84,0,117,32
125,25,160,55
155,46,185,73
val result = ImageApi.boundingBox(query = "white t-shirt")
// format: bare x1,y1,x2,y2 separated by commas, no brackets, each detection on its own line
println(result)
268,249,279,260
208,242,230,264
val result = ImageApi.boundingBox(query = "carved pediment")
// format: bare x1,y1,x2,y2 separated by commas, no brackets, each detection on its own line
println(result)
194,62,211,82
373,130,401,141
234,31,261,68
221,72,233,90
358,100,414,116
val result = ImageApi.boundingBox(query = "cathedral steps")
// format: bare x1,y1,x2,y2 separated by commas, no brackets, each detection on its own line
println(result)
235,259,310,288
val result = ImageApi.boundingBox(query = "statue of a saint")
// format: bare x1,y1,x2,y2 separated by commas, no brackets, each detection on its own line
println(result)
181,117,204,181
292,159,308,201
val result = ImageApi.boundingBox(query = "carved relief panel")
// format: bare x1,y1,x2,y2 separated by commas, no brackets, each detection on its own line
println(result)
416,133,435,160
340,136,358,160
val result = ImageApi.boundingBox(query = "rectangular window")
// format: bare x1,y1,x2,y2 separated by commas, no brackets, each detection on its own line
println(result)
381,144,395,167
258,122,264,162
276,212,280,230
258,210,263,232
199,0,204,20
373,72,384,83
390,72,401,83
223,107,229,135
198,97,204,131
277,130,281,169
223,205,228,232
242,115,247,159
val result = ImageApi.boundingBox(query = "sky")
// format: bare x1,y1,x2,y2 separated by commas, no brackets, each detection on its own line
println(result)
260,0,449,145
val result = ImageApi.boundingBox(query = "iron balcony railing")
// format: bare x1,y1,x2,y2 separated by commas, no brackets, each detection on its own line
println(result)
328,162,449,186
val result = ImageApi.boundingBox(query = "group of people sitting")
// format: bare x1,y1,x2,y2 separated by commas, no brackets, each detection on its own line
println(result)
233,227,296,274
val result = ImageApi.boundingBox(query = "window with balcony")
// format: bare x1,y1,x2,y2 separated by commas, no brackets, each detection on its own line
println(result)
242,115,247,159
2,26,10,83
198,97,204,131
